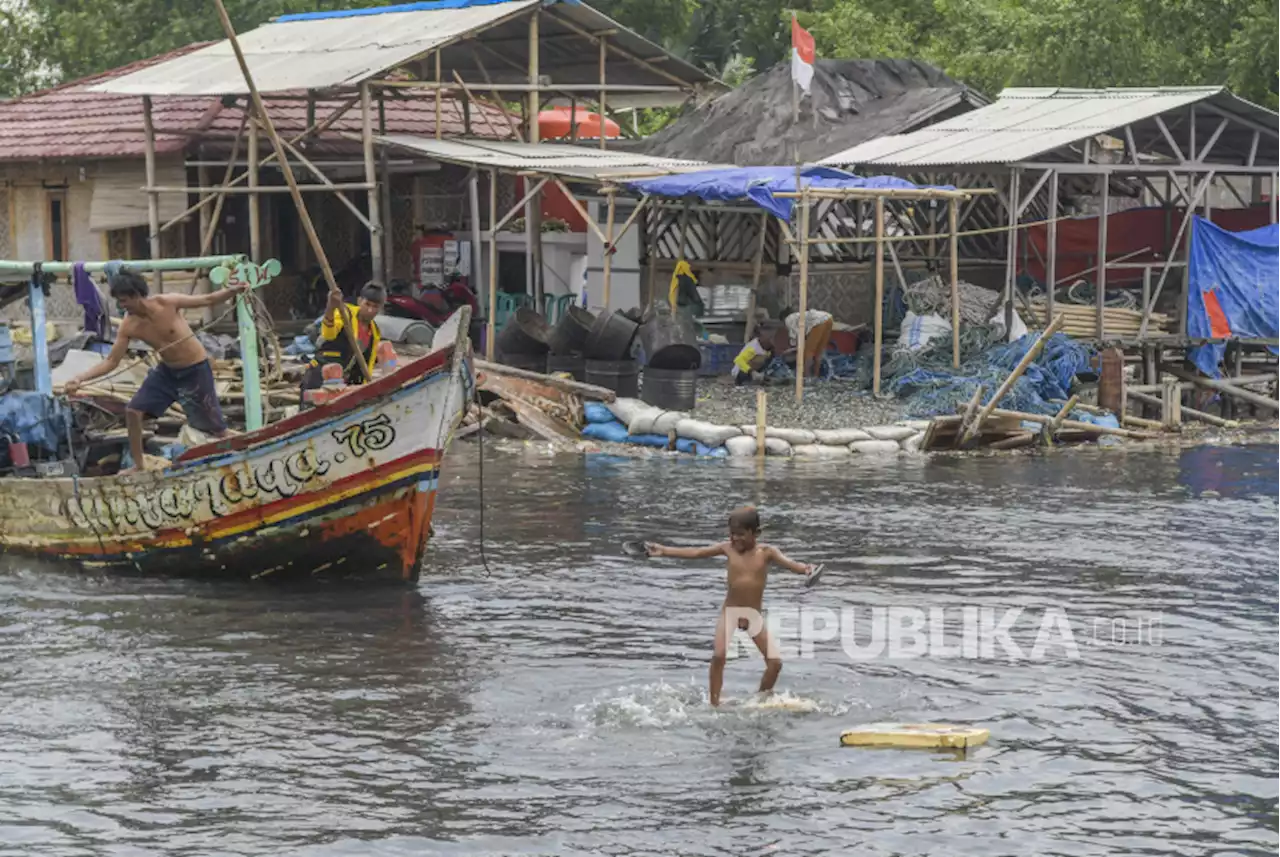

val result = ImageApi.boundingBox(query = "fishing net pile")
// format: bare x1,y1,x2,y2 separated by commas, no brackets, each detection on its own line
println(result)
900,274,1004,325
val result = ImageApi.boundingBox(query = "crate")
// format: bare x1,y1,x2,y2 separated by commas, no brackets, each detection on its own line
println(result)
697,341,738,376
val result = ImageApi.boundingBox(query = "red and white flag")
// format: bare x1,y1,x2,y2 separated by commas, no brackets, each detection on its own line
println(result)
791,14,815,96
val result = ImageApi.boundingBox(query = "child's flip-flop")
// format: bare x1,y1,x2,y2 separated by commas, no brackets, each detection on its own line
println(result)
621,540,651,559
804,563,826,588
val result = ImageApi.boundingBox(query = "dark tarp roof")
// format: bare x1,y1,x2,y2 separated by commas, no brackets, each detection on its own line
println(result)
634,58,988,166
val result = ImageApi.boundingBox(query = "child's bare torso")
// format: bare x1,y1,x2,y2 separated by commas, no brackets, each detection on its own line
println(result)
723,544,773,610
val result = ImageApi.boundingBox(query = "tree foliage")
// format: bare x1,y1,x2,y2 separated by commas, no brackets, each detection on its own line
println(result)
1,0,1274,109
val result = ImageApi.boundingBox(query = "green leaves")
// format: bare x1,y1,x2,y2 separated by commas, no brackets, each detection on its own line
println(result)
1,0,1274,109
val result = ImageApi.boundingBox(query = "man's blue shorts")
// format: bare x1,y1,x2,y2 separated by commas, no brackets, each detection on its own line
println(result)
128,359,227,434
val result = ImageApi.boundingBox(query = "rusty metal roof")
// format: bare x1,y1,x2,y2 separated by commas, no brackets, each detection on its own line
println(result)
88,0,716,99
374,135,715,180
820,87,1280,167
0,45,513,162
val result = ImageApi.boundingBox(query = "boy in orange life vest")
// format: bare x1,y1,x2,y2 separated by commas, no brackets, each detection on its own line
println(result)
303,283,385,390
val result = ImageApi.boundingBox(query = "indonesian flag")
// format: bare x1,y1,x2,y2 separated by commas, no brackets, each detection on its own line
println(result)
791,15,815,96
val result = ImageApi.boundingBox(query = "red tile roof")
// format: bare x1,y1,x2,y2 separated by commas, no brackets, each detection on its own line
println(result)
0,44,515,162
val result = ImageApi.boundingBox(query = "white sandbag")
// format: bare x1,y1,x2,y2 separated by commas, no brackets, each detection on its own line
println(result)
896,419,932,432
627,405,665,435
792,444,851,459
675,418,740,447
902,432,925,454
653,411,689,436
739,425,817,445
607,398,647,426
850,439,902,455
813,427,872,445
724,436,757,457
865,425,916,442
765,437,793,457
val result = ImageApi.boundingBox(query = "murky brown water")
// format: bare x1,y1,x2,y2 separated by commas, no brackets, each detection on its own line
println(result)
1,440,1277,856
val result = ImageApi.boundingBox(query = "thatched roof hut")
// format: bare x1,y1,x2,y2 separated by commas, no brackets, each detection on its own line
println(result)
636,58,987,165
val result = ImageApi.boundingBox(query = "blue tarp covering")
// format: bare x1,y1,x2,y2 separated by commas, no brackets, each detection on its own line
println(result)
627,166,953,223
277,0,531,22
1186,216,1280,377
0,392,68,452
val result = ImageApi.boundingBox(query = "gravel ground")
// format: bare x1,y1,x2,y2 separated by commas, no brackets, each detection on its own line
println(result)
689,376,909,430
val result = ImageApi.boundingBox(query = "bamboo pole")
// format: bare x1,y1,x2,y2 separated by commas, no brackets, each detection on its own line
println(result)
210,0,369,382
549,179,610,245
158,97,359,234
189,115,247,294
487,168,498,360
756,389,767,460
988,407,1159,440
1047,171,1058,323
954,384,984,449
1049,394,1079,433
450,71,512,141
745,213,767,341
795,188,810,404
872,195,885,395
278,135,371,229
248,114,260,263
602,189,616,309
1165,366,1280,412
1096,174,1109,339
963,314,1066,443
434,51,443,140
361,83,384,284
598,36,607,151
142,96,162,291
949,197,960,368
1127,389,1238,428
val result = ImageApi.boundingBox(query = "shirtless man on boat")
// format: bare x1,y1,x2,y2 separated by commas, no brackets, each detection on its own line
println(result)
62,269,247,472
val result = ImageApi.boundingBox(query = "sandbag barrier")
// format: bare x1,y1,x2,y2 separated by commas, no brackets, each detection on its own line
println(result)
581,399,932,459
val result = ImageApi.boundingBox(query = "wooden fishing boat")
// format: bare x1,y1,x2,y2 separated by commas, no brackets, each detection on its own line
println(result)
0,311,473,583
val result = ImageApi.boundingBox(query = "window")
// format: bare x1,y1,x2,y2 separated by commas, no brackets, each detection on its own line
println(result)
46,190,69,261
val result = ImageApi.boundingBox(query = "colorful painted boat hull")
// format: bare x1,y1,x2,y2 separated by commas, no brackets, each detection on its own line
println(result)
0,328,472,584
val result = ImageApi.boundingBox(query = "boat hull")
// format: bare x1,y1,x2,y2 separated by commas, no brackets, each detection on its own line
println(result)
0,334,471,583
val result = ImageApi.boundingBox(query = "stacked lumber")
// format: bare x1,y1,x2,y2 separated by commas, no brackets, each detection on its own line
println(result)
1021,301,1171,338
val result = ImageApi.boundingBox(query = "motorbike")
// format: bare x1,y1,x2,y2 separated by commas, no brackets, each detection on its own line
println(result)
385,273,486,345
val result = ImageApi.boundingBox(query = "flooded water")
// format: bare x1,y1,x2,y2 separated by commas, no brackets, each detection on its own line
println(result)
1,440,1277,856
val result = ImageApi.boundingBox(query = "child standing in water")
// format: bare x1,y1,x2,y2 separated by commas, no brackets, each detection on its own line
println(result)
646,507,816,706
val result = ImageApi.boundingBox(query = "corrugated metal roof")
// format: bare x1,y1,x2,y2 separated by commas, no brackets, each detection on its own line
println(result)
820,87,1278,166
374,135,715,179
91,0,539,96
0,43,513,161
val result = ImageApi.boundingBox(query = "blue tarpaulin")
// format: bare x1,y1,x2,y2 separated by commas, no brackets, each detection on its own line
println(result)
626,166,952,223
1186,216,1279,377
0,392,68,452
277,0,524,22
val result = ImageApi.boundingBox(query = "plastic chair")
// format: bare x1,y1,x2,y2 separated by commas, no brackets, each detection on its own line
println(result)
494,293,532,332
544,294,575,325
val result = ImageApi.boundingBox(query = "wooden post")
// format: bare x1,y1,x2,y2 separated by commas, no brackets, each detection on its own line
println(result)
434,51,442,141
756,389,767,459
469,171,483,301
248,113,261,263
210,0,369,381
1161,379,1182,428
962,314,1065,443
1098,346,1124,414
361,83,384,284
487,168,498,359
598,36,607,151
744,214,767,341
795,188,810,403
142,96,162,290
1046,170,1058,324
1129,388,1236,428
872,195,885,394
528,10,540,144
1003,170,1019,336
602,188,616,309
1096,174,1109,340
645,209,658,309
948,196,960,368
